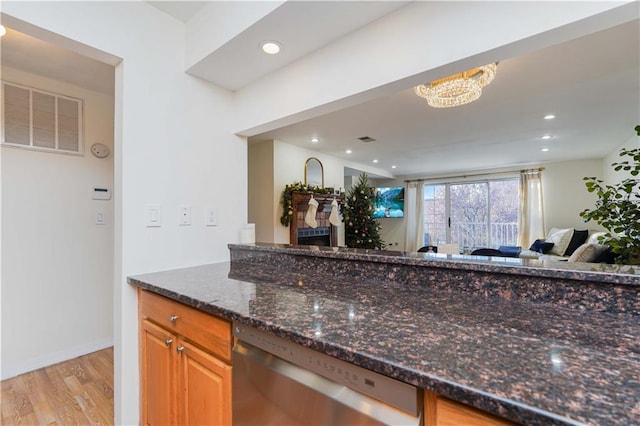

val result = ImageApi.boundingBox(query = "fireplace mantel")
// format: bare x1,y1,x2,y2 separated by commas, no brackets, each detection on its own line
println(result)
289,191,342,247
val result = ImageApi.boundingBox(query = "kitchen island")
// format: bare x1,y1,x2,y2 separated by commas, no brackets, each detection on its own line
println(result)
128,243,640,425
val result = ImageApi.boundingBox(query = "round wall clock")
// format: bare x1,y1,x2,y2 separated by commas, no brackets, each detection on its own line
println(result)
90,143,110,158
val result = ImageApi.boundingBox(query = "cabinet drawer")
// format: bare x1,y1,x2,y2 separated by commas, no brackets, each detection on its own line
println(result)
139,290,231,363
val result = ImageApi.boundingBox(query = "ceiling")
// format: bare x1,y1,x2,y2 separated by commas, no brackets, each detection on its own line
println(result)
0,27,115,94
3,3,638,180
147,1,208,23
147,2,639,180
182,1,410,91
249,19,640,178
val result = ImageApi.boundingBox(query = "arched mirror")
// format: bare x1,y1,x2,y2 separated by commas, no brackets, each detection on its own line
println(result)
304,157,324,188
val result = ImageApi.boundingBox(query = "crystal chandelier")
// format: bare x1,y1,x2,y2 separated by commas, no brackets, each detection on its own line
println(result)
414,63,497,108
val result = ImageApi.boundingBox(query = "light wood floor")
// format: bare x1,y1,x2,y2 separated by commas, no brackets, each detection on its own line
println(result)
1,347,114,425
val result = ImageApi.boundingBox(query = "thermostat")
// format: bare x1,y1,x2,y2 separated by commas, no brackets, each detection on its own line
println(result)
92,187,111,200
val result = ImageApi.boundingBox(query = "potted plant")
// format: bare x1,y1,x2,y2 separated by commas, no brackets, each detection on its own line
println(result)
579,125,640,264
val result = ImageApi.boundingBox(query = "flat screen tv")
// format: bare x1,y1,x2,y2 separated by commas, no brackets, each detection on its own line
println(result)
373,186,405,218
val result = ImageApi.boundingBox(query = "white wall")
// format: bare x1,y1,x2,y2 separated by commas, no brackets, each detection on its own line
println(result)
377,217,406,251
603,129,640,184
1,66,114,379
248,141,275,243
542,159,605,232
2,3,247,425
185,1,284,69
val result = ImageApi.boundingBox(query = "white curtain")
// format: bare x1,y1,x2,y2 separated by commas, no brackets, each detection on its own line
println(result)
404,181,425,251
518,169,545,247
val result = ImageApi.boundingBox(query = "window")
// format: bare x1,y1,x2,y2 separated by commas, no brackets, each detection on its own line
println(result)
423,178,519,249
2,82,83,154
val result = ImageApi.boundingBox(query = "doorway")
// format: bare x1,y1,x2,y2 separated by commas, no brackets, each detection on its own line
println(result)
0,24,116,409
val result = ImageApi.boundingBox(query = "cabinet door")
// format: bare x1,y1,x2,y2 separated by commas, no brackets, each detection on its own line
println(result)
179,339,232,426
424,392,515,426
141,319,177,426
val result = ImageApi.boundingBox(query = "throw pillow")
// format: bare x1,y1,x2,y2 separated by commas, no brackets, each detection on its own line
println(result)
498,246,521,258
568,244,611,263
529,239,555,254
586,231,607,245
545,227,574,256
564,229,589,256
568,244,596,262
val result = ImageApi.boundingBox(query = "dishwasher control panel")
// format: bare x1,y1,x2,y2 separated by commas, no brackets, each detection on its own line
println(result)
233,322,420,416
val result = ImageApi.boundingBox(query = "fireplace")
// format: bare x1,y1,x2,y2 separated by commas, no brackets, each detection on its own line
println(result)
297,227,331,246
289,192,342,247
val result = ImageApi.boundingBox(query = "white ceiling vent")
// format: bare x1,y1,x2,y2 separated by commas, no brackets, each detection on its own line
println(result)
357,136,376,143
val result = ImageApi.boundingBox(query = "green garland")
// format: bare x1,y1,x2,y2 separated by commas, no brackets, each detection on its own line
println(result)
280,182,341,226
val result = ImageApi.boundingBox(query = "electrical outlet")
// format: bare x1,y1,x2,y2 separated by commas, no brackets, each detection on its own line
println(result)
178,205,192,226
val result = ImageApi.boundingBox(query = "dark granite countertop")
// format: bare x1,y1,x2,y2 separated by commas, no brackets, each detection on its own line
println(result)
129,259,640,426
229,243,640,286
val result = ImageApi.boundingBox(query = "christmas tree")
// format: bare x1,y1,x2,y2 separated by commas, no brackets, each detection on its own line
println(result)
341,173,386,249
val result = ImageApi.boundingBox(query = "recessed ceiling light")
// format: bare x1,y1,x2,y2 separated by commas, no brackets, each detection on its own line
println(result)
541,135,552,140
544,114,556,120
372,159,379,163
0,25,6,37
261,41,281,55
541,148,550,152
391,165,397,169
345,149,352,154
310,137,319,143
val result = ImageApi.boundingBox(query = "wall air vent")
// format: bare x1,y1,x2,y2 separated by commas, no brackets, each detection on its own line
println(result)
357,136,376,143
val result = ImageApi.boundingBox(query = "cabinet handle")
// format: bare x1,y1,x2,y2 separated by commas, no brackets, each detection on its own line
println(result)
176,345,185,354
169,315,179,322
164,338,173,347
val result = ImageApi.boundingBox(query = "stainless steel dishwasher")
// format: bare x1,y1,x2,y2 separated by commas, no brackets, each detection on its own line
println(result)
233,323,422,425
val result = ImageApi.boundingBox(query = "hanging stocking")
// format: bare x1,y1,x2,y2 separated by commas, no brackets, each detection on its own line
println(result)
305,197,319,228
329,198,342,226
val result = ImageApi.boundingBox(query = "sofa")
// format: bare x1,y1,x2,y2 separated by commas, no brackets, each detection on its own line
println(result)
500,228,614,263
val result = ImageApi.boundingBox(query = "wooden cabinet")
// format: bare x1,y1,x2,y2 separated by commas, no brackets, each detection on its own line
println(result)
139,290,232,426
424,391,516,426
140,319,175,425
180,339,231,426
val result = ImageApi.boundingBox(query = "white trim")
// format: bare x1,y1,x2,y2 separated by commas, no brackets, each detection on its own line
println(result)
0,337,113,380
0,142,85,157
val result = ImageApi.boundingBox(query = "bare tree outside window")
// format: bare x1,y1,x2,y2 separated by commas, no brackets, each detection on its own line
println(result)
423,179,519,250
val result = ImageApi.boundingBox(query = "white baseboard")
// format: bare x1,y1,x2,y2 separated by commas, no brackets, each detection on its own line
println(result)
1,337,113,381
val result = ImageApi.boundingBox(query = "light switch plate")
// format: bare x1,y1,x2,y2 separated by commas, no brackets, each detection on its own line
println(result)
206,207,218,226
145,204,162,227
